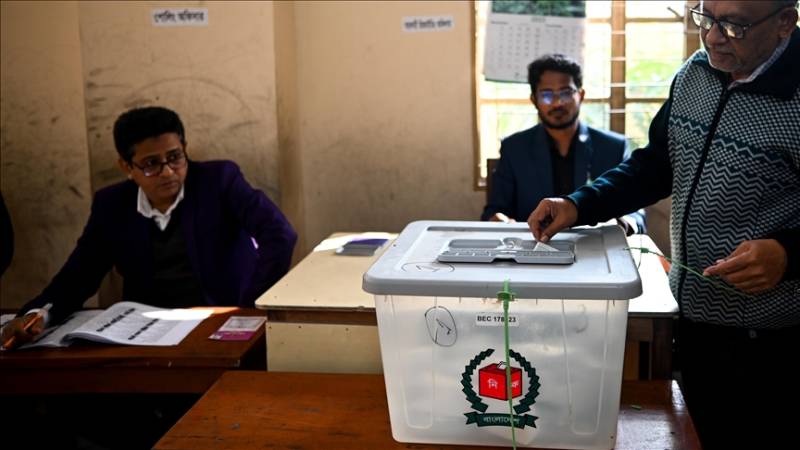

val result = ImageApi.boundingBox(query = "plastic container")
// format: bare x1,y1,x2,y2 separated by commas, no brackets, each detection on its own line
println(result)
363,221,642,449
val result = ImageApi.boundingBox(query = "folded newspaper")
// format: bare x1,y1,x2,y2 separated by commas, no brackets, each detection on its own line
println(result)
20,301,212,349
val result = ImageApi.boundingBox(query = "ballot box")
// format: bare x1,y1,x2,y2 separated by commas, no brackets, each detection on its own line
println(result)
363,221,642,449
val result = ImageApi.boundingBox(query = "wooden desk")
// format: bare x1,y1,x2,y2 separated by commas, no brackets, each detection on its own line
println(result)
256,232,395,373
256,232,677,379
623,234,678,379
0,307,266,395
155,371,700,450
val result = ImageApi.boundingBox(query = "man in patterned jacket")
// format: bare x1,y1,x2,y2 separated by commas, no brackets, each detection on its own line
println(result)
526,1,798,448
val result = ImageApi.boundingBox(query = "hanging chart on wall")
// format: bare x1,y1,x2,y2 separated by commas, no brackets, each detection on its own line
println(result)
484,1,587,83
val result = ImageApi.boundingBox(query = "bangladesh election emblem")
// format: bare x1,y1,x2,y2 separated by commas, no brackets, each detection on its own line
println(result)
462,348,540,429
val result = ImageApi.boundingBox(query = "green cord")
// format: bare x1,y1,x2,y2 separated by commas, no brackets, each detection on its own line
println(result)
492,249,741,450
498,279,517,450
624,246,748,297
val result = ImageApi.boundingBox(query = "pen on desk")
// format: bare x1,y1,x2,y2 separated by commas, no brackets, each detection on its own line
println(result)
1,303,52,350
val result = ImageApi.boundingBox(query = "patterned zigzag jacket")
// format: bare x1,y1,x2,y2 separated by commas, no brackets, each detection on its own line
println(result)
568,28,800,329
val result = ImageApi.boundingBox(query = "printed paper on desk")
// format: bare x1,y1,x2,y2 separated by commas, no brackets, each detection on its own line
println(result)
209,316,266,341
18,302,212,348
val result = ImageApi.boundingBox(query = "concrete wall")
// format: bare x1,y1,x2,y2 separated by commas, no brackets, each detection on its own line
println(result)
1,1,92,307
274,1,306,262
290,1,482,251
1,1,284,308
78,2,280,196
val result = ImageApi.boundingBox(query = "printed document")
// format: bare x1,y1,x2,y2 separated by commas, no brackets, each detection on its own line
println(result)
21,301,212,348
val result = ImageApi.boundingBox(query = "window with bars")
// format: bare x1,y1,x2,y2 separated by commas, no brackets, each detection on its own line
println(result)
473,0,700,188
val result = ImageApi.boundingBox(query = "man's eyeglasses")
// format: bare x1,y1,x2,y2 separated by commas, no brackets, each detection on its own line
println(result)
130,150,187,177
690,6,788,40
536,88,577,106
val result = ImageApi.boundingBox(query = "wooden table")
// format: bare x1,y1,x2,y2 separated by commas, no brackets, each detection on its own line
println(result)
155,371,700,450
623,233,678,379
256,232,678,379
0,307,266,395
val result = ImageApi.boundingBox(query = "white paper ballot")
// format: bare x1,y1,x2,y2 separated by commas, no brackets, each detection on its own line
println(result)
533,241,559,252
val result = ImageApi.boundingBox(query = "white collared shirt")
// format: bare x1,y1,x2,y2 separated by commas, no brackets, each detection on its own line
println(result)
728,36,790,90
137,185,185,231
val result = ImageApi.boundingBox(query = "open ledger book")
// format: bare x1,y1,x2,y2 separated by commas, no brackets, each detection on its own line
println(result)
21,301,213,349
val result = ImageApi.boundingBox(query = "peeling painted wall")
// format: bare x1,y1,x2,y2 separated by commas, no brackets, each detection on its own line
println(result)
274,1,306,263
292,1,483,250
1,1,92,309
1,1,282,309
78,2,280,199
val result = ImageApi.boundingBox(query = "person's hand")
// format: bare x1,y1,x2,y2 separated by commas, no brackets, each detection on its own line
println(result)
0,313,45,350
489,213,516,223
703,239,788,294
527,198,578,243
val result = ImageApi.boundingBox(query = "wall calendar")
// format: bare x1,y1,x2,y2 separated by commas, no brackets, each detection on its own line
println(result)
484,1,586,83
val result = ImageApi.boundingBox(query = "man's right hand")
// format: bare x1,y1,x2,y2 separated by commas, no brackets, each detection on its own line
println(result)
0,313,45,350
527,198,578,242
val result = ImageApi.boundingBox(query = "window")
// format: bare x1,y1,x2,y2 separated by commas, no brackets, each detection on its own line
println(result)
474,0,700,188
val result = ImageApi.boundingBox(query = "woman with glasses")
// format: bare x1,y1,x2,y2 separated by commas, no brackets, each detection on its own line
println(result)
528,2,799,448
2,106,297,349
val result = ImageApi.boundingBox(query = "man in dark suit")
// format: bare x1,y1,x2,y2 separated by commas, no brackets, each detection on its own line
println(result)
482,54,644,233
1,106,297,348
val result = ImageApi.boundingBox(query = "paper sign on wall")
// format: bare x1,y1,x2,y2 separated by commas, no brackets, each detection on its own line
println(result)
152,8,209,27
402,15,454,33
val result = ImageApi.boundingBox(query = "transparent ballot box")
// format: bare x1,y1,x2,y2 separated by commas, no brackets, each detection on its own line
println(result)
363,221,642,449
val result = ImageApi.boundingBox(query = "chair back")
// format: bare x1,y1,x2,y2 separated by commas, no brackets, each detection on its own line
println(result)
486,158,499,203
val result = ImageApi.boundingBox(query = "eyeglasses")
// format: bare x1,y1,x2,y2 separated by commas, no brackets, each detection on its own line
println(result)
536,88,577,106
690,6,788,40
130,149,187,177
